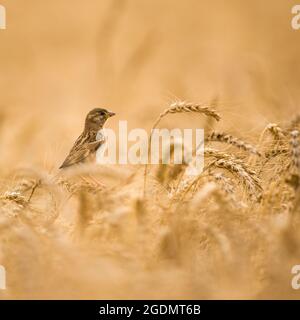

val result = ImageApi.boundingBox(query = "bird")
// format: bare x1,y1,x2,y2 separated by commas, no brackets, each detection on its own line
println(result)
59,108,115,169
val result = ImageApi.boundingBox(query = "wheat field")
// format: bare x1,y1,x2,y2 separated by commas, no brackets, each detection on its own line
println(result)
0,0,300,299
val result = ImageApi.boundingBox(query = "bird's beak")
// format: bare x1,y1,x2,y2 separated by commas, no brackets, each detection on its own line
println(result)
107,111,116,117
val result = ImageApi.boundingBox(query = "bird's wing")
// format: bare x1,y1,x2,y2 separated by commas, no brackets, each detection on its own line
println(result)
59,145,91,169
59,135,105,169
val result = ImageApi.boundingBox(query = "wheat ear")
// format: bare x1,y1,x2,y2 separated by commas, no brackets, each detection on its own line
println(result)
143,101,221,196
206,131,261,156
205,148,262,200
152,101,221,129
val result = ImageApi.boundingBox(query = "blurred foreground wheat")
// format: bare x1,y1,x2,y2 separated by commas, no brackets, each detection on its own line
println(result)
0,102,300,299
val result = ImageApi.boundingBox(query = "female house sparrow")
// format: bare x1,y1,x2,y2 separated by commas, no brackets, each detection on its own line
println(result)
60,108,115,169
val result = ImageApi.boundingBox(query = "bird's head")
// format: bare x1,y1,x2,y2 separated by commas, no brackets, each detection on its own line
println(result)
85,108,115,130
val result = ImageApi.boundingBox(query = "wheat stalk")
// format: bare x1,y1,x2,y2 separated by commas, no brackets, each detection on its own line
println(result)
265,123,286,141
285,130,300,192
152,101,221,129
206,131,261,156
290,130,300,173
205,148,262,200
211,172,235,194
265,148,289,159
143,101,221,196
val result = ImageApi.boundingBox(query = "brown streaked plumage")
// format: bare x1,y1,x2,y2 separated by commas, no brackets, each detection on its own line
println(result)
59,108,115,169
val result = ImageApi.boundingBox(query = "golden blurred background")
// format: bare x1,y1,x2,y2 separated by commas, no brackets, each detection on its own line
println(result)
0,0,300,300
0,0,299,169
